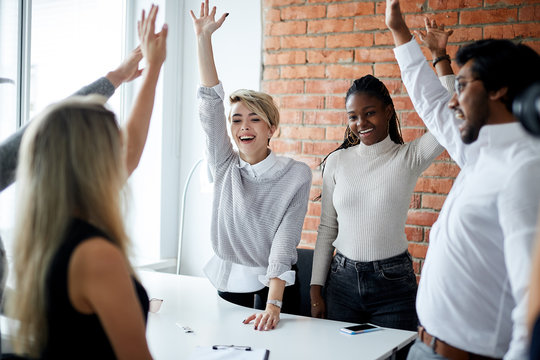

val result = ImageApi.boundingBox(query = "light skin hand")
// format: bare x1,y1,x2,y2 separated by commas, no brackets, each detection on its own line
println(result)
385,0,412,46
310,285,326,318
243,278,285,331
106,47,143,89
190,0,228,38
415,18,454,58
138,5,168,69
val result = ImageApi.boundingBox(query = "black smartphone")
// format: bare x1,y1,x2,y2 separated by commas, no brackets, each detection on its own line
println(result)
339,323,382,335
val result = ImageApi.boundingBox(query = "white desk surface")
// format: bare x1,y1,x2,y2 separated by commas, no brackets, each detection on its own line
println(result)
142,271,417,360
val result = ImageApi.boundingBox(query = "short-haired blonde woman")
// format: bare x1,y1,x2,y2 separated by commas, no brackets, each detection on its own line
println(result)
190,0,312,331
7,5,167,359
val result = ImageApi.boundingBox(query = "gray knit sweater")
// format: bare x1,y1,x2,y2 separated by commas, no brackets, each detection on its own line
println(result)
198,84,312,279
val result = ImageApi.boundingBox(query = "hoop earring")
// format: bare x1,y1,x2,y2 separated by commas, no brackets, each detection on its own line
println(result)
345,126,360,146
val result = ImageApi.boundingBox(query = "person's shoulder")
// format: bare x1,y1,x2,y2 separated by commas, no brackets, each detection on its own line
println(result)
71,237,127,278
287,158,313,180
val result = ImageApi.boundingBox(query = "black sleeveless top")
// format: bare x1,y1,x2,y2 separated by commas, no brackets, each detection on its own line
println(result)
41,219,149,359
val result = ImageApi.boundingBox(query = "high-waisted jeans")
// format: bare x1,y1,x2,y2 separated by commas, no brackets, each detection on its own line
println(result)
325,251,418,331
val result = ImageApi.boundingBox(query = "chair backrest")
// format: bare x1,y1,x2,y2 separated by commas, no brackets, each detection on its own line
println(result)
295,248,314,317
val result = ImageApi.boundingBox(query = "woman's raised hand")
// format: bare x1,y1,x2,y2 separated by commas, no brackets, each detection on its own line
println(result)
190,0,228,38
138,4,168,68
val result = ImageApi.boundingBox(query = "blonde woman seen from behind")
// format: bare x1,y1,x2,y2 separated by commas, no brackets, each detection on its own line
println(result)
7,5,167,360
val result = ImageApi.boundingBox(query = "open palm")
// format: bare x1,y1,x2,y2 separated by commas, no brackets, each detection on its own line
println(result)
190,0,227,37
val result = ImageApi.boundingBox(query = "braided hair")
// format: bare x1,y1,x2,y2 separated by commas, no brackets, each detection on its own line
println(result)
315,75,403,200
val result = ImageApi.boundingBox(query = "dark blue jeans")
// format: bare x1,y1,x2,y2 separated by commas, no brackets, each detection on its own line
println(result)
325,251,418,331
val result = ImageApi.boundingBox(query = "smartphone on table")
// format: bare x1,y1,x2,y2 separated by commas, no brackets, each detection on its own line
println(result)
339,323,382,335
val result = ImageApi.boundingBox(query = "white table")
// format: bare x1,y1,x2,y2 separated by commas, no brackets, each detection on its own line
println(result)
141,271,417,360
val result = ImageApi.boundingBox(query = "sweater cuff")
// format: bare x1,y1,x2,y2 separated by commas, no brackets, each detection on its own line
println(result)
198,81,225,101
258,270,296,287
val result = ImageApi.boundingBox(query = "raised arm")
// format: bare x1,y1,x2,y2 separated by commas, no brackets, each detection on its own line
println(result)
0,47,144,192
385,0,412,47
123,4,167,176
190,0,227,87
416,18,454,77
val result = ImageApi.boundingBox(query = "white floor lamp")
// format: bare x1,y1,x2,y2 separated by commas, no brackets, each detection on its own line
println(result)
176,158,204,275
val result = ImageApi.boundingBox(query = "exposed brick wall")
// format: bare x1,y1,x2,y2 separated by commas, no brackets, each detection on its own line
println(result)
263,0,540,278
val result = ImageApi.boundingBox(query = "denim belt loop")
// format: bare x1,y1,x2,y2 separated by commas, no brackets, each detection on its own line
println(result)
372,259,380,273
337,252,346,267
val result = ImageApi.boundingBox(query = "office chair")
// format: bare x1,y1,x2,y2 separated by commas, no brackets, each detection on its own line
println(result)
295,248,314,317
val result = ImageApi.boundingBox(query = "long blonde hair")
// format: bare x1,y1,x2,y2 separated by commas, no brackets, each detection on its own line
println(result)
8,96,131,357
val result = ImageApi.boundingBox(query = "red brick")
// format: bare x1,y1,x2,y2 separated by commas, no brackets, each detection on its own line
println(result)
374,63,401,78
263,67,280,80
300,155,324,169
303,141,342,156
412,260,422,274
405,226,424,242
267,21,307,36
281,65,325,79
404,13,459,29
519,6,540,21
303,216,320,231
355,47,396,63
484,23,540,39
375,0,426,14
422,194,447,211
401,128,426,142
281,5,327,20
262,80,304,94
311,170,322,186
307,201,322,217
305,111,346,125
264,37,281,50
264,0,304,6
428,0,482,10
281,35,326,49
280,126,326,140
264,8,281,22
448,27,483,43
424,228,431,243
270,138,302,153
306,80,351,94
326,126,347,141
408,243,429,259
484,0,539,5
281,95,325,109
265,51,306,65
400,112,425,127
279,110,304,124
308,18,354,34
435,150,452,161
414,177,455,194
327,2,374,18
300,231,317,245
523,41,540,55
381,79,403,95
375,32,394,46
423,162,460,178
354,15,387,31
326,64,373,79
460,8,518,25
392,96,414,111
407,211,439,227
327,33,373,48
326,96,346,109
307,50,354,64
410,194,422,209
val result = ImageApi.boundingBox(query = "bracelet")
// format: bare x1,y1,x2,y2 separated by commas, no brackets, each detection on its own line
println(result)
433,54,451,67
267,299,282,308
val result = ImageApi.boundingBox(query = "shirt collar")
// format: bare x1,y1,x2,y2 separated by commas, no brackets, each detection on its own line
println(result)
237,149,277,178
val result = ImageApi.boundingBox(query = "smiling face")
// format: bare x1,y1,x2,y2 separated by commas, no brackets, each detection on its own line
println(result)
346,93,391,146
230,101,276,165
448,60,490,144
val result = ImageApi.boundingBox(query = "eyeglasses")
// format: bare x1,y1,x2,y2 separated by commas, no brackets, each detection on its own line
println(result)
454,78,481,96
212,345,252,351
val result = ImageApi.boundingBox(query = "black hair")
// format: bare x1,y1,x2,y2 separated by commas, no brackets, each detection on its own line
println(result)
456,39,540,112
314,75,403,200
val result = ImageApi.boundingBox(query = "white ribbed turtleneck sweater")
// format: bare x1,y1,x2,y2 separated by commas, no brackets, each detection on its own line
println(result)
311,133,443,285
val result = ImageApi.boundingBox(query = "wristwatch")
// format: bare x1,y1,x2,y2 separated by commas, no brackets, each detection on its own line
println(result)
266,299,282,308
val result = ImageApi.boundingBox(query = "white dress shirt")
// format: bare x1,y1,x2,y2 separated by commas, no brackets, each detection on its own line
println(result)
395,38,540,359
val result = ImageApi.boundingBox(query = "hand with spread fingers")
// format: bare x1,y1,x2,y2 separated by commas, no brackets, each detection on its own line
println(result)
415,18,454,59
